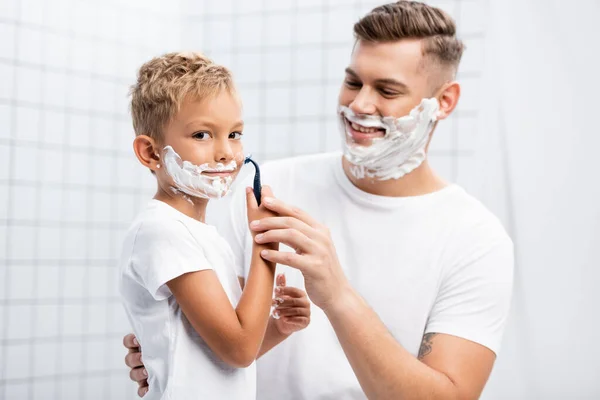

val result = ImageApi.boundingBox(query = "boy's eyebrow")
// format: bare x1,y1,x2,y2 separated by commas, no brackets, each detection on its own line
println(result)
345,67,409,91
185,120,244,129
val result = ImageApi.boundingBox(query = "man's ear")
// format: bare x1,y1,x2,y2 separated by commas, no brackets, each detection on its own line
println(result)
133,135,161,172
435,81,460,121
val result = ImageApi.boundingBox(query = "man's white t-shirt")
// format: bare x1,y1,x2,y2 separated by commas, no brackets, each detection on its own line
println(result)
215,152,514,400
119,200,256,400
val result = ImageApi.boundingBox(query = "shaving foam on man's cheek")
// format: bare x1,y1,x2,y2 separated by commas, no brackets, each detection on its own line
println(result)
338,98,440,180
162,145,239,199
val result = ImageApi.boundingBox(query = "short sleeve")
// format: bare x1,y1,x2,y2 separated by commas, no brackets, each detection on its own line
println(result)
130,219,213,300
425,235,514,355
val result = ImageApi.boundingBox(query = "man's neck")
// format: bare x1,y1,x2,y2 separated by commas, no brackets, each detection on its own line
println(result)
154,187,209,222
341,157,448,197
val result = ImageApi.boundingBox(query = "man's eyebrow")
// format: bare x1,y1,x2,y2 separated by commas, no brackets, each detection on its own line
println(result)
374,78,409,91
344,67,359,78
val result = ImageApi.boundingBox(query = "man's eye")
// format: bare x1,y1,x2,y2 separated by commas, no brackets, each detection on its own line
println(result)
379,89,400,97
193,131,210,140
344,80,361,89
229,132,243,140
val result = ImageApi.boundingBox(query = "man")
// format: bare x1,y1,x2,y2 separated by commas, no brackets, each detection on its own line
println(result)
124,2,513,399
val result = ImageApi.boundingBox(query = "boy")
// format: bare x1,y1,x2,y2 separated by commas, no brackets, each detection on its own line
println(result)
119,52,310,399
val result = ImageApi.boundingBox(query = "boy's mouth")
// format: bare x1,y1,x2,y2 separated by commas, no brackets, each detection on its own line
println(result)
344,117,386,142
202,170,236,178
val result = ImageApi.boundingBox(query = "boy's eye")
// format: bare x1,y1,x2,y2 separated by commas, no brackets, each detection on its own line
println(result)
193,131,210,140
229,131,243,140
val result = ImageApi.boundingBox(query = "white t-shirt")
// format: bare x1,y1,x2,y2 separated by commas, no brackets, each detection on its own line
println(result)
119,200,256,400
215,152,514,400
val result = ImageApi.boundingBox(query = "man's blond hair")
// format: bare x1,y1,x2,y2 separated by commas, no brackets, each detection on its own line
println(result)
354,1,464,85
130,52,235,140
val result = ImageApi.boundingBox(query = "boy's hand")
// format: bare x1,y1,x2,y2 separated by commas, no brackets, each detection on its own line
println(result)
246,185,278,240
271,274,311,336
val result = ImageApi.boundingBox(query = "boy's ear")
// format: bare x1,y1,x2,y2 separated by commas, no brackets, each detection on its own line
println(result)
133,135,161,172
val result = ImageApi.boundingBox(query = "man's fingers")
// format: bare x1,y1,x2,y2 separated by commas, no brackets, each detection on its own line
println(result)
250,216,315,238
123,333,140,350
255,228,312,254
261,250,311,271
130,366,148,383
125,351,144,368
261,197,321,228
137,385,149,398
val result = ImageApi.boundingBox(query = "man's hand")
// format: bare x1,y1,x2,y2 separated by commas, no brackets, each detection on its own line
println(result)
271,273,310,335
250,197,351,310
123,333,149,397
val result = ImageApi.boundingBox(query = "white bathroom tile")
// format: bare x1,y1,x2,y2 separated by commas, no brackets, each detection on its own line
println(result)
32,342,59,377
19,0,45,25
264,122,292,156
39,187,63,221
32,380,56,400
63,227,87,260
16,66,43,103
7,304,32,339
265,49,292,83
0,0,19,20
265,87,291,117
234,52,262,84
13,145,39,181
67,114,90,148
42,70,67,108
40,148,64,185
59,376,81,400
63,189,87,222
0,21,16,56
86,303,108,335
459,37,484,74
85,338,108,372
59,341,83,375
42,109,66,145
458,1,485,36
204,19,234,52
7,265,35,300
0,103,11,138
66,152,90,186
89,228,111,260
295,84,323,117
0,144,11,179
326,46,351,80
457,76,481,113
292,120,323,155
90,192,112,224
15,105,41,142
236,15,263,48
33,304,60,336
7,225,36,260
38,226,62,259
296,11,324,45
115,154,142,189
91,80,117,114
240,87,261,119
0,63,15,101
294,47,323,81
115,193,137,224
206,0,234,15
43,32,70,69
265,13,292,47
67,75,91,111
4,383,30,399
457,115,478,152
10,185,37,220
35,266,61,299
61,303,84,336
0,182,8,219
325,8,358,43
264,0,294,11
17,27,43,64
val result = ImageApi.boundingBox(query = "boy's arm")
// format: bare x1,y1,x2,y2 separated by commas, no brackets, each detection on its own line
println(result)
168,187,277,368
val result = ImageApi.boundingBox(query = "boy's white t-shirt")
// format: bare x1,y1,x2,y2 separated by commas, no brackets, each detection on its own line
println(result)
214,152,514,400
119,199,256,400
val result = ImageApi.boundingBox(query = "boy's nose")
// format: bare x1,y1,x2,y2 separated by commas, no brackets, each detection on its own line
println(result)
214,139,234,162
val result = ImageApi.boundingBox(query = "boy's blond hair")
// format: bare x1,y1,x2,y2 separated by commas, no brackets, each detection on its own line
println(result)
130,52,235,140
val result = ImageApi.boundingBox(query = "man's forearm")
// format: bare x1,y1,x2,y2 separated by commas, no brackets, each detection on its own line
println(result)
257,318,289,358
323,288,459,400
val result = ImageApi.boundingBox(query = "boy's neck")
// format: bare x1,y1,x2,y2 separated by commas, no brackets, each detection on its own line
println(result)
154,188,209,222
341,157,448,197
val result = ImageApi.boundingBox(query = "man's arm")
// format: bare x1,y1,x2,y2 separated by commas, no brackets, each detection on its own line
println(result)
324,288,495,400
253,196,512,400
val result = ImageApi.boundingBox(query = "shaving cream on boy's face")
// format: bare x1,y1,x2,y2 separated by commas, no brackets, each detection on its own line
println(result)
338,98,440,181
162,145,240,199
